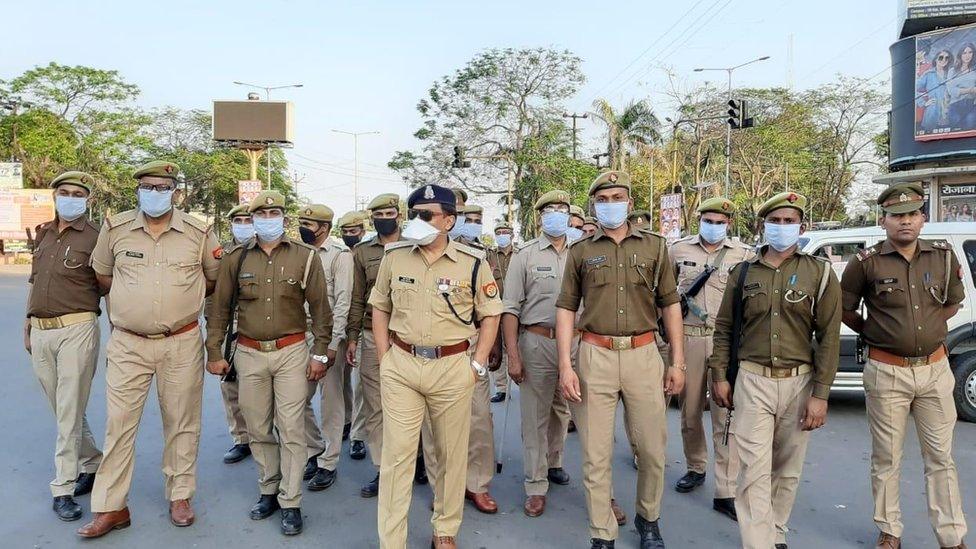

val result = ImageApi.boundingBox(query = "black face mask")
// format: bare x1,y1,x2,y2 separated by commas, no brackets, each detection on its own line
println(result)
342,234,362,248
373,217,399,236
299,226,318,245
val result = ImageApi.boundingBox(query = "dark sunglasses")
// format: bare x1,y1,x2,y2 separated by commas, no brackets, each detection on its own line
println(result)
408,209,446,222
938,55,950,60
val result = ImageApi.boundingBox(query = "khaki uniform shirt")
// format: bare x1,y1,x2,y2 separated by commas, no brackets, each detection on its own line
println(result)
28,216,102,318
709,246,842,400
205,238,332,358
317,237,353,352
840,238,964,358
91,209,219,335
347,237,389,340
502,235,570,327
669,236,755,329
556,225,680,336
494,247,512,297
368,240,504,346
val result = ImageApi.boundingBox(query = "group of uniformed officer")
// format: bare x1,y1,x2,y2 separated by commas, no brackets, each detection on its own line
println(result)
23,162,969,549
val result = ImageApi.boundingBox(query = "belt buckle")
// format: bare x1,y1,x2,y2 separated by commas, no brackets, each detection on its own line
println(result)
414,346,438,360
259,340,277,352
610,336,632,351
906,356,927,367
39,318,61,330
146,332,167,340
769,368,791,379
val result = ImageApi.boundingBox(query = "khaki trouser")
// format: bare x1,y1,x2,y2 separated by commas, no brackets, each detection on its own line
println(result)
30,319,103,497
304,339,350,470
360,329,384,467
466,370,495,493
733,364,812,549
219,377,249,445
237,340,308,508
350,355,367,441
493,351,509,393
864,356,967,546
518,330,573,496
679,332,738,498
343,358,354,429
91,327,204,512
378,345,475,548
574,340,667,541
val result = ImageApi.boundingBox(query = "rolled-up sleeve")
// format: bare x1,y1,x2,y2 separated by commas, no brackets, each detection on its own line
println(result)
555,246,583,312
474,256,504,319
90,224,114,276
502,250,527,317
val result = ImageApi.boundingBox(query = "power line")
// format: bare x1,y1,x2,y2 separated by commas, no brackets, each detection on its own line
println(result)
292,152,398,177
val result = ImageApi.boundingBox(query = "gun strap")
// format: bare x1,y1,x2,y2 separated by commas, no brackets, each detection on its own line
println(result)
223,246,250,361
442,257,481,327
728,261,751,388
301,249,315,290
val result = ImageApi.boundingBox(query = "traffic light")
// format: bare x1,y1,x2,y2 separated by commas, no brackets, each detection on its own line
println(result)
727,99,754,129
452,145,471,168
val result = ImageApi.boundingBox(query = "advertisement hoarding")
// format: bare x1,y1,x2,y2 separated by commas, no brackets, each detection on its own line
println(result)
900,1,976,37
0,189,55,239
914,23,976,141
0,162,24,189
940,182,976,220
659,193,682,243
238,180,262,205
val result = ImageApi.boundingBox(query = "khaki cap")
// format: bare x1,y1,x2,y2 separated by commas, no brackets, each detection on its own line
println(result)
628,210,651,223
50,171,94,193
758,191,807,218
583,216,598,225
337,210,368,228
368,193,400,212
533,189,571,210
569,205,585,219
587,171,631,196
227,203,251,219
877,182,925,214
133,160,180,180
299,203,335,223
494,222,514,232
452,188,468,206
248,190,286,213
697,197,736,216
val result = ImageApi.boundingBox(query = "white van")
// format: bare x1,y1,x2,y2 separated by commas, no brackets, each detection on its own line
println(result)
797,222,976,422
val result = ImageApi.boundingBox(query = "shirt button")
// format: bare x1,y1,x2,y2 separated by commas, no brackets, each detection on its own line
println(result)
917,326,922,330
774,289,780,294
618,309,624,314
268,260,272,265
155,262,160,266
776,269,781,273
266,316,271,320
914,305,919,310
772,357,778,361
267,278,272,283
266,298,271,302
619,286,624,291
618,263,623,268
773,312,779,316
911,284,916,289
773,334,778,339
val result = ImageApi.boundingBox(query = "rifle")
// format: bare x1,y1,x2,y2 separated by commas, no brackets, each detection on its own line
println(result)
221,247,250,383
722,261,750,445
679,247,729,321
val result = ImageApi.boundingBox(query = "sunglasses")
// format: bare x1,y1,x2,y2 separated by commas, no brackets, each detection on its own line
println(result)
938,55,950,60
407,209,446,222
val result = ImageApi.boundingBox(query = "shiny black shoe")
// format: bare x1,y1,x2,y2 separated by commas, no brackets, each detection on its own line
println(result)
303,456,319,481
674,471,705,493
249,494,280,520
490,391,506,403
342,422,351,441
307,468,336,491
223,443,251,464
349,440,366,460
547,467,571,485
775,545,787,549
635,514,665,549
414,454,429,485
590,539,615,548
74,472,96,496
360,473,380,498
712,497,737,521
280,508,303,536
53,495,83,521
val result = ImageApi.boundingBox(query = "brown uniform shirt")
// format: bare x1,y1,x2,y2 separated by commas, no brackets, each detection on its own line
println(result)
669,235,755,328
840,238,964,358
27,216,102,318
708,247,842,400
502,235,570,327
556,225,680,336
205,238,333,358
368,240,503,346
495,246,513,298
91,209,220,335
347,236,390,341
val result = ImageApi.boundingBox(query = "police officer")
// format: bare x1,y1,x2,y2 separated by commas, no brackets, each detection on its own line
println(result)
298,204,353,491
346,194,402,496
628,210,652,228
205,191,332,536
337,210,369,449
569,205,586,241
840,183,968,549
25,171,104,521
502,190,576,517
581,217,599,239
669,197,753,521
79,161,220,538
709,191,842,549
490,221,516,403
556,171,686,549
369,183,502,549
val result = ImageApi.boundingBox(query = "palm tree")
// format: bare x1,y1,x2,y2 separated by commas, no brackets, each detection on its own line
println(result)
591,98,662,170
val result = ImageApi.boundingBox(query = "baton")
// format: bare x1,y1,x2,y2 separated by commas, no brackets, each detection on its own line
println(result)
495,375,513,474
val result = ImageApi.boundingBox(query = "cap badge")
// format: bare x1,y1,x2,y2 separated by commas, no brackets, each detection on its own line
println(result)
164,164,173,174
424,185,434,199
305,208,312,215
787,193,797,203
608,173,618,183
899,193,908,203
266,196,274,205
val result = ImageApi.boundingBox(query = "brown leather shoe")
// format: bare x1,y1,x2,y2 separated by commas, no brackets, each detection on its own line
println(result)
431,534,457,548
465,490,498,514
610,498,626,526
77,508,131,538
876,532,900,548
524,495,546,517
169,499,195,527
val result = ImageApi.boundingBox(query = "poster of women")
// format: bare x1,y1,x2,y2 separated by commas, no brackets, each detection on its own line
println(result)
915,23,976,140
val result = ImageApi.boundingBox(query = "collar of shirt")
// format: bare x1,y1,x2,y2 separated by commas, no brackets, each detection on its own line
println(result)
54,215,90,234
879,238,933,258
538,232,566,251
688,234,734,250
319,236,341,250
132,209,185,234
243,237,295,251
407,240,462,263
750,244,807,267
591,222,644,243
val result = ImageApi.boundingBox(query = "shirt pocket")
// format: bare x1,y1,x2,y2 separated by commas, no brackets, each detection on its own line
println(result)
238,278,260,300
530,269,559,295
677,264,704,293
784,284,815,317
584,263,611,289
628,256,657,288
924,280,947,305
874,282,907,308
743,288,769,317
390,279,418,310
278,267,306,303
116,252,148,285
168,258,201,287
365,260,381,286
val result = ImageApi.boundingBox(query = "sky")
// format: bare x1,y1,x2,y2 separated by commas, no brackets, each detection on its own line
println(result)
3,0,900,218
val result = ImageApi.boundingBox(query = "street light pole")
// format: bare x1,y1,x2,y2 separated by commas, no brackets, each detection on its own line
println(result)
233,81,304,189
332,129,380,206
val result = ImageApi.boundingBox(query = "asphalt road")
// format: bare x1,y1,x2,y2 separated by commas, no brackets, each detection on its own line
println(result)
1,268,974,548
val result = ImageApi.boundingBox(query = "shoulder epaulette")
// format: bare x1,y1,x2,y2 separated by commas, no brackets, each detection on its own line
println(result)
930,239,952,250
106,209,137,229
638,227,664,237
673,234,695,244
454,241,487,260
289,238,318,253
181,213,209,233
856,244,881,261
85,219,100,232
516,238,538,252
383,241,415,253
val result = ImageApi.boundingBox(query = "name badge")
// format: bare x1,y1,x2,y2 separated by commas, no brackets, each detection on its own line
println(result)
397,276,416,284
878,278,898,285
744,282,762,291
124,251,144,258
534,266,553,272
586,255,607,266
239,273,255,279
682,261,698,267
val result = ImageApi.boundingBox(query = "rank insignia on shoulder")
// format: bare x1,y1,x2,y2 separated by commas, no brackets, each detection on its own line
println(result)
932,240,951,250
212,247,223,260
856,247,878,261
482,281,498,298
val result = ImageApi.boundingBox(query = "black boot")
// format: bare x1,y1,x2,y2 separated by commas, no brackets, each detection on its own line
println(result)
280,508,303,536
674,471,705,493
590,539,615,548
414,454,429,485
74,472,96,496
303,456,319,481
360,473,380,498
249,494,280,520
775,545,788,549
53,496,82,521
223,443,251,464
342,423,351,441
547,467,571,485
308,468,336,491
635,514,665,549
349,440,366,460
712,497,737,521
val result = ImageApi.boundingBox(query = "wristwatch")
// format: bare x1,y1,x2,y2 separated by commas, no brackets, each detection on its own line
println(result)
670,363,688,371
311,354,330,364
470,359,488,378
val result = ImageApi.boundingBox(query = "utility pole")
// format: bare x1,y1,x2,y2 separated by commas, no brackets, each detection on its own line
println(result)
333,129,380,207
562,112,588,160
291,171,306,200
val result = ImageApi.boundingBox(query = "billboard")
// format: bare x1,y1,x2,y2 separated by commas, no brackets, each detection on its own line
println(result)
213,101,294,144
0,162,23,189
0,189,55,239
940,182,976,220
238,179,262,205
659,193,682,242
913,24,976,141
900,1,976,37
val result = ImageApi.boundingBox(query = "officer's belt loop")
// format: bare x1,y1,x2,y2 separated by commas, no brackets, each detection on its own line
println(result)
30,311,97,330
237,332,306,352
115,320,199,340
391,333,470,359
739,361,812,379
683,325,714,337
581,330,656,350
868,345,948,368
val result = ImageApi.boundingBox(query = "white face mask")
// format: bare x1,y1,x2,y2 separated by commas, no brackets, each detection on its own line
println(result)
401,218,440,246
763,222,801,252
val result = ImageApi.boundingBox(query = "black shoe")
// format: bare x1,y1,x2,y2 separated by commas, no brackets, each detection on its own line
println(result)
590,539,615,548
223,443,251,464
280,508,303,536
775,545,787,549
547,467,570,485
360,473,379,498
414,454,428,485
307,468,336,491
490,391,506,403
342,423,351,441
635,514,665,549
567,420,577,433
349,440,366,460
53,496,82,521
74,472,96,496
249,494,280,520
303,456,319,481
712,497,737,521
674,471,706,493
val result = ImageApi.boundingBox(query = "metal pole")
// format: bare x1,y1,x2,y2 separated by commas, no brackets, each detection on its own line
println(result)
724,68,732,197
353,133,359,207
266,88,272,189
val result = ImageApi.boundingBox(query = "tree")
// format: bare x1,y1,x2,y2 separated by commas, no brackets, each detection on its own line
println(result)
9,63,139,123
590,98,662,170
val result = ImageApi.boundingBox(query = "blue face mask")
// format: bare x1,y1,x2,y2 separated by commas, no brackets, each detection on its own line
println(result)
231,223,255,243
764,222,801,252
462,222,482,241
594,202,628,229
699,221,728,244
55,196,87,221
565,227,584,241
138,189,173,218
540,211,570,237
253,216,285,242
495,234,512,248
449,218,466,239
